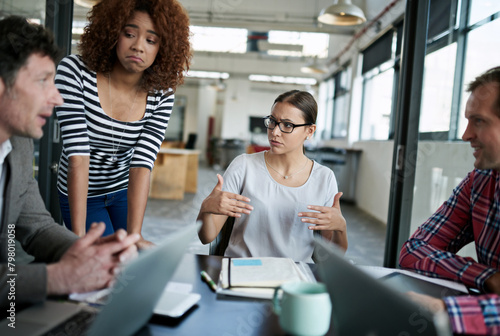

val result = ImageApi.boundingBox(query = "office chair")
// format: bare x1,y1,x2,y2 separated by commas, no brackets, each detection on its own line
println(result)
208,217,322,259
185,133,197,149
209,217,235,256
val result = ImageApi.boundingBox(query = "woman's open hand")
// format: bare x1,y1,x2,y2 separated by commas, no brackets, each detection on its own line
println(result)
200,174,253,218
298,192,347,251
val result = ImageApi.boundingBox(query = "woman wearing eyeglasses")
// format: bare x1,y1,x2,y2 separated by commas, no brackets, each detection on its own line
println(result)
197,90,347,262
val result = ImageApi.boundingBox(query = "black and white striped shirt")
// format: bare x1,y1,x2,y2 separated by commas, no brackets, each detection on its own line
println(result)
55,55,173,197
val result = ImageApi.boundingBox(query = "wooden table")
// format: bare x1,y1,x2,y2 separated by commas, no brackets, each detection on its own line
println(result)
149,148,201,200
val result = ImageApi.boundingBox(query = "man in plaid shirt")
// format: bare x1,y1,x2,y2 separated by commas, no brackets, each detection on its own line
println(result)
399,66,500,335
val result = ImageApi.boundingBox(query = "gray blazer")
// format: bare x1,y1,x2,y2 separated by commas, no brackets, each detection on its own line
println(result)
0,136,78,307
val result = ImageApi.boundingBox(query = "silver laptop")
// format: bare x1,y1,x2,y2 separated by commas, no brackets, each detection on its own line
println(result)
0,223,198,336
314,238,452,336
379,271,466,298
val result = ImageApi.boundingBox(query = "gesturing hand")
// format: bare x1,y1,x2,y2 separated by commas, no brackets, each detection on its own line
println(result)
201,174,253,218
298,192,348,251
47,222,140,295
298,192,346,232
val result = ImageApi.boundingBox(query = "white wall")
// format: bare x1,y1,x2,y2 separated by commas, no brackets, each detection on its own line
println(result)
352,140,394,223
177,79,314,165
175,83,217,162
195,85,217,160
220,78,252,140
219,79,315,141
343,139,476,251
410,142,474,233
176,85,200,141
409,141,476,257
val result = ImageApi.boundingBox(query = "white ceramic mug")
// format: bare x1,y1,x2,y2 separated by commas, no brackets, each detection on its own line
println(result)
273,281,332,336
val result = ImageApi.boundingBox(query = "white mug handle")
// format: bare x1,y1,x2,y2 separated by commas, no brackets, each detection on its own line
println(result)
272,286,283,315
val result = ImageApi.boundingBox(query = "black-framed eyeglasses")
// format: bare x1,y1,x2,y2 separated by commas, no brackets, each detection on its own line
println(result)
263,116,313,134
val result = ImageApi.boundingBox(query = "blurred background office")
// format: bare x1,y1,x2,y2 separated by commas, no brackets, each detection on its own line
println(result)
3,0,500,266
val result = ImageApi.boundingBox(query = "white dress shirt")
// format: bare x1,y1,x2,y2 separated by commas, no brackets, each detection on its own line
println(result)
0,139,13,224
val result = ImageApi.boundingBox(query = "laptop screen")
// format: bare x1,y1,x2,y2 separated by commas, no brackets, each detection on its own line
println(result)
314,238,452,336
379,272,465,298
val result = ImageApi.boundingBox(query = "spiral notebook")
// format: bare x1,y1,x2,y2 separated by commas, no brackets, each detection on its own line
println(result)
217,257,316,299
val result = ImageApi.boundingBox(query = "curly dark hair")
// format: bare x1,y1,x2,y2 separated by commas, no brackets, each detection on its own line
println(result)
79,0,192,92
0,16,60,89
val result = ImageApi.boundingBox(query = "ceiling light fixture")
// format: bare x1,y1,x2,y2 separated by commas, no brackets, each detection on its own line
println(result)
301,58,328,74
187,70,230,80
248,74,317,86
318,0,366,26
74,0,100,8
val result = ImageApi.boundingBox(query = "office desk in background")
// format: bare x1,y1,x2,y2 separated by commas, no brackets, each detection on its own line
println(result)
142,254,333,336
149,148,200,200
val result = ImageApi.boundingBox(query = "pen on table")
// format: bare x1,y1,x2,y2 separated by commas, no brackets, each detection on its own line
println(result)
201,270,217,292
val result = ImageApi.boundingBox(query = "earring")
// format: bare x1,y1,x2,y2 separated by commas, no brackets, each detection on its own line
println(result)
306,136,310,140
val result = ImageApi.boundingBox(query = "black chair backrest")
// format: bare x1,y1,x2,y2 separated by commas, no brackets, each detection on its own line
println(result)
185,133,197,149
209,217,235,256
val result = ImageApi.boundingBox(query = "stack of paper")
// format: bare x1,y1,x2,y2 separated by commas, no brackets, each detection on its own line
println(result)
217,257,315,299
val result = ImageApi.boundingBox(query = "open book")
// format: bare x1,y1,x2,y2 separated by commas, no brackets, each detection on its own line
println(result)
217,257,316,299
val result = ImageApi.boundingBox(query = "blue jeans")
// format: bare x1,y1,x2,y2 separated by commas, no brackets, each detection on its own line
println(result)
59,189,128,236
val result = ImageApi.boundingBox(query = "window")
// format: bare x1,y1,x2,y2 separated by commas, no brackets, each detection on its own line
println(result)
402,0,500,141
332,95,348,138
419,43,457,134
331,67,351,138
361,30,394,74
358,28,398,141
267,30,329,58
319,79,334,140
248,75,317,85
360,68,395,140
469,0,500,26
427,0,457,42
190,26,248,53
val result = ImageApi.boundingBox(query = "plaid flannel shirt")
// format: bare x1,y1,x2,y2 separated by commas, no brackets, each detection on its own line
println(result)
399,169,500,334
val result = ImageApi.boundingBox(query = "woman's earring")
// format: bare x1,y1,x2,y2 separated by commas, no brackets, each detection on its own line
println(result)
306,136,310,140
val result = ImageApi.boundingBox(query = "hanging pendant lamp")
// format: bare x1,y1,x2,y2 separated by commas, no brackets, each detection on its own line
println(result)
318,0,366,26
74,0,100,8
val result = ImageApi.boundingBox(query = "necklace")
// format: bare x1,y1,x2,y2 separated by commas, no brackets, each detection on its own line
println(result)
108,75,139,162
264,152,310,179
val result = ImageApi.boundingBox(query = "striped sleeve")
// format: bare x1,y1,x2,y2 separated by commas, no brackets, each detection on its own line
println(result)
55,55,91,157
444,294,500,334
130,92,174,170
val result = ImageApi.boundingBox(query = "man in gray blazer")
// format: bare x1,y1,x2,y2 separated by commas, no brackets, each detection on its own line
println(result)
0,16,139,309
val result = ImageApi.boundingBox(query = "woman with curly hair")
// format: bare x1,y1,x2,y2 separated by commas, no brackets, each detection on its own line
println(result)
55,0,192,249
